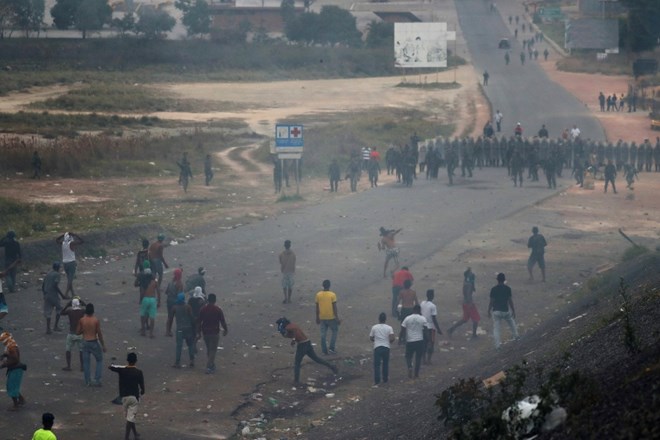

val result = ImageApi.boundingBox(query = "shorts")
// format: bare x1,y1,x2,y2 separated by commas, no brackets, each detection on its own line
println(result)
399,307,413,322
63,261,77,282
65,333,84,351
386,247,400,259
140,296,157,319
122,395,139,422
528,253,546,270
43,296,62,318
462,303,481,323
281,273,295,290
0,298,8,316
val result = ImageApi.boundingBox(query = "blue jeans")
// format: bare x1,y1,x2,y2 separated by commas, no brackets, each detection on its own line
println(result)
492,310,519,349
176,328,196,365
320,319,338,354
373,346,390,384
82,340,103,385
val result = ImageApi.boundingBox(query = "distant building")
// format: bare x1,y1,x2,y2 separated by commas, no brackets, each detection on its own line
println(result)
373,12,421,24
210,0,305,34
565,18,619,51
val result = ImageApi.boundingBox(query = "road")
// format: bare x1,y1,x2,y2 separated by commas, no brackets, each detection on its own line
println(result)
6,169,566,439
455,0,606,141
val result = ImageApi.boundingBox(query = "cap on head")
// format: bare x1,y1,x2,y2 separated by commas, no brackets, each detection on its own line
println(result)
157,233,165,241
322,279,331,289
72,298,81,310
142,260,150,269
497,273,506,282
176,293,185,304
193,286,205,299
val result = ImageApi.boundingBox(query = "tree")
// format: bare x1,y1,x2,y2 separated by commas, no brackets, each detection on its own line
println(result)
75,0,111,38
621,0,660,52
50,0,111,38
9,0,45,37
112,12,135,36
175,0,211,37
317,6,361,47
135,6,175,39
50,0,81,29
280,0,294,22
285,11,318,45
365,20,393,48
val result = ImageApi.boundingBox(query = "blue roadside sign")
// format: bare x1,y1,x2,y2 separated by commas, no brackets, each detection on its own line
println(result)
275,124,304,150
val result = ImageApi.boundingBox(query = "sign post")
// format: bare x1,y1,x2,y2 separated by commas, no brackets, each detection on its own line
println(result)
275,124,304,196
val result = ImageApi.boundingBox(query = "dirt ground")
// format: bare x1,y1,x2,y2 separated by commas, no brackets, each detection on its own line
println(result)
2,29,660,440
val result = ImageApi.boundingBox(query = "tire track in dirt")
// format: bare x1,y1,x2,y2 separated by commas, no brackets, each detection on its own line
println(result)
216,143,271,187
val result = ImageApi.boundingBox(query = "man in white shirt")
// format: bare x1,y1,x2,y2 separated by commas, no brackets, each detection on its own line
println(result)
570,125,581,141
420,289,442,365
369,312,395,386
56,232,84,298
401,304,427,379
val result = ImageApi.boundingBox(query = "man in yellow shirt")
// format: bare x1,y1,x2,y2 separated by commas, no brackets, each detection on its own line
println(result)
32,413,56,440
315,280,340,355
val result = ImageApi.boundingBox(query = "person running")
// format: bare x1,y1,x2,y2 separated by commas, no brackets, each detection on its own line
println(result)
60,297,86,371
0,331,26,410
32,413,56,440
369,312,395,386
148,233,169,289
276,317,337,386
172,293,196,368
401,305,427,379
0,230,21,293
140,270,160,338
109,353,145,440
420,289,442,364
42,262,67,334
197,293,228,374
391,266,413,319
448,267,481,339
527,226,547,282
279,240,296,304
488,273,519,349
315,280,340,355
397,279,418,344
378,227,402,278
55,232,83,298
77,303,107,387
165,268,183,337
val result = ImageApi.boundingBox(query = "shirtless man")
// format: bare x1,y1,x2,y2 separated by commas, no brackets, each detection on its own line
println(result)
148,234,169,289
378,227,402,278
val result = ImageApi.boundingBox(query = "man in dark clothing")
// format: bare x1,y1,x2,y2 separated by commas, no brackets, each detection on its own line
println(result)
172,293,195,368
109,352,145,440
185,267,206,294
604,159,617,194
0,231,21,293
31,151,42,179
204,154,214,186
527,226,547,282
488,273,519,349
538,124,549,138
197,293,228,374
276,317,337,385
328,159,341,192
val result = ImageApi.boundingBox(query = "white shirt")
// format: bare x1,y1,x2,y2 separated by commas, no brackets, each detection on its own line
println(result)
495,112,503,123
62,241,75,263
570,127,581,139
401,314,427,342
369,323,394,349
420,300,437,329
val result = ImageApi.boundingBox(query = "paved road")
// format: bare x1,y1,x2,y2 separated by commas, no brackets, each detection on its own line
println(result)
455,0,606,141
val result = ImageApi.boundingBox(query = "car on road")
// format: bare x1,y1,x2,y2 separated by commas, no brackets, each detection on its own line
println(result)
498,38,511,49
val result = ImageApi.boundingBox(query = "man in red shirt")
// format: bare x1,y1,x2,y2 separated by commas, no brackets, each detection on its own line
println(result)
391,266,413,319
197,294,228,374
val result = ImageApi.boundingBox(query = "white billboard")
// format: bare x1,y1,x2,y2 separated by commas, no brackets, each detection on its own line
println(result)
394,23,456,68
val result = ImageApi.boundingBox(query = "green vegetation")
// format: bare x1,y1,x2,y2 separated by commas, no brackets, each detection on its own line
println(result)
621,244,649,262
396,82,462,90
288,107,454,174
537,21,564,49
556,54,633,76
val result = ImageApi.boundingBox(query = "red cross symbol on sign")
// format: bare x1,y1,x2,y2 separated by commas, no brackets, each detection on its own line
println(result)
290,127,302,138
